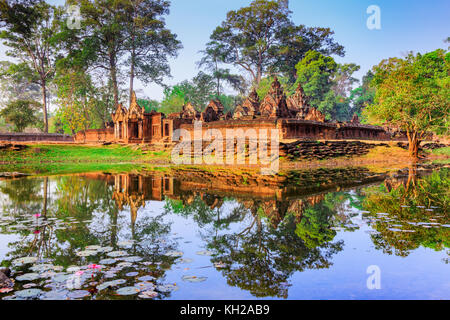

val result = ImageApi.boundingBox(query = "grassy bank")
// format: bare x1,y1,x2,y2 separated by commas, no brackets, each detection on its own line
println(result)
0,144,170,164
0,143,448,176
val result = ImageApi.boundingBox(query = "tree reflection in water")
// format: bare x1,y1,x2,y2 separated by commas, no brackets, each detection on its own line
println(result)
362,167,449,257
165,192,352,298
0,165,447,299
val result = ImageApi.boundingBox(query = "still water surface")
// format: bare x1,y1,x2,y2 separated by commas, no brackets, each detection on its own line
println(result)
0,165,448,300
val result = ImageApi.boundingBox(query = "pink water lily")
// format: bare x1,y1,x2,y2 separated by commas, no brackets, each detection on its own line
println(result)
88,264,102,270
33,213,41,218
33,230,41,234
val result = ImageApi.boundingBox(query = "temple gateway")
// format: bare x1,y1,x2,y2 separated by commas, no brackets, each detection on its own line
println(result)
75,77,403,144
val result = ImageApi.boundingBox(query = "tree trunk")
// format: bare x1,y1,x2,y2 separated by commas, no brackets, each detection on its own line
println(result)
41,80,48,133
109,50,120,107
129,31,136,105
42,177,48,217
407,130,420,159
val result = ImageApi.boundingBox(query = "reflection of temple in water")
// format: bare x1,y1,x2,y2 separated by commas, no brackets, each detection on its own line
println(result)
103,172,333,229
111,174,175,225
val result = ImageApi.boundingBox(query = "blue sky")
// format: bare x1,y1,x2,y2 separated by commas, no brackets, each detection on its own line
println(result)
3,0,450,101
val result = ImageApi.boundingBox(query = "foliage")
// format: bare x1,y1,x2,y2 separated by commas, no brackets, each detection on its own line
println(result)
160,72,222,113
256,75,294,99
54,70,95,134
332,63,360,97
0,99,40,132
64,0,181,107
295,50,337,104
295,50,355,121
198,40,246,96
0,61,40,105
349,70,375,120
0,0,59,132
362,168,449,256
122,0,182,98
363,49,450,157
138,98,160,113
206,0,344,86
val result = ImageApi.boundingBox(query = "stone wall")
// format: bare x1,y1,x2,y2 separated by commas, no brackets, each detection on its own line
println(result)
280,140,389,160
0,133,74,143
74,129,114,144
179,119,278,137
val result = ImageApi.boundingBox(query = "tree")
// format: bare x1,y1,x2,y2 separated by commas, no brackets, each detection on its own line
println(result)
256,74,293,99
160,72,215,114
274,24,344,82
362,167,449,256
294,51,361,121
66,0,128,106
137,98,160,112
295,50,337,120
350,70,375,118
363,50,449,158
0,0,59,132
206,0,344,86
123,0,181,104
198,40,245,96
53,70,94,134
0,99,40,132
0,61,40,106
332,63,360,97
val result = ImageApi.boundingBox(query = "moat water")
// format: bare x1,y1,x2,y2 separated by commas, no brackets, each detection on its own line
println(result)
0,165,448,300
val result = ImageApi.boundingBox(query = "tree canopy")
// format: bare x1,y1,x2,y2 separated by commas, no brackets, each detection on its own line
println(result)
363,49,449,158
205,0,344,86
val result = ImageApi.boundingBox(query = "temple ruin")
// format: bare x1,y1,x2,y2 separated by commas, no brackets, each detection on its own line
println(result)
75,77,403,144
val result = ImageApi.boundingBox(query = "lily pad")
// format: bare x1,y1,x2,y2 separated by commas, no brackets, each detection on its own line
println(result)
41,291,68,300
99,258,117,265
134,282,156,291
213,262,227,268
116,286,140,296
67,290,90,299
97,279,127,291
12,257,38,266
51,273,71,283
16,273,41,281
179,258,193,264
196,250,213,256
85,245,102,251
76,250,98,257
15,288,42,299
117,262,133,268
118,240,135,247
182,275,207,283
137,275,155,282
67,266,81,273
164,251,183,257
107,251,128,258
121,256,143,263
30,264,54,272
157,284,179,293
125,272,139,277
139,290,158,299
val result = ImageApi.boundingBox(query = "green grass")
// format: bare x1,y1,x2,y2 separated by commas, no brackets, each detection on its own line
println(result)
431,147,450,156
0,144,170,165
